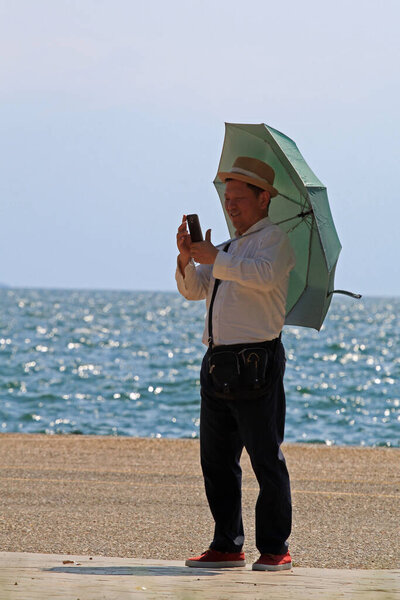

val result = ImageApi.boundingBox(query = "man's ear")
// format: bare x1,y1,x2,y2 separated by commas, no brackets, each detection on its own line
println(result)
260,191,271,211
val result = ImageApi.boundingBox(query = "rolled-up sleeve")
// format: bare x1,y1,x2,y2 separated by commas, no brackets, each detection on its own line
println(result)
175,260,212,300
212,230,295,291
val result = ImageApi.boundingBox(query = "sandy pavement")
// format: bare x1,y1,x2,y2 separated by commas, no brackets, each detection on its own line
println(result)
0,434,399,569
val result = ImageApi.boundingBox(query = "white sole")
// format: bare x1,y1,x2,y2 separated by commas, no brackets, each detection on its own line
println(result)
185,560,246,568
252,561,292,571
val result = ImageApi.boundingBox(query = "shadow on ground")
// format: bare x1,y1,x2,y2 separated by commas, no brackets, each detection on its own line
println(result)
46,565,223,577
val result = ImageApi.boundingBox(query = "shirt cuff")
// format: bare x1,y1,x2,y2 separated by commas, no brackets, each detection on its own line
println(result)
175,258,196,285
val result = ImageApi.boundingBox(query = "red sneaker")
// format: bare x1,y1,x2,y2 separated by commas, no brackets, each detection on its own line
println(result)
185,549,246,568
252,551,292,571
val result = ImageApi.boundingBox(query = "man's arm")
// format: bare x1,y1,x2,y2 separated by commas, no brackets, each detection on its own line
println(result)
212,229,295,291
175,215,213,300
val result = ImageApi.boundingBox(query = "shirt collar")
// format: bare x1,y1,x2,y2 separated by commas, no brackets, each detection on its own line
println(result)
236,217,272,237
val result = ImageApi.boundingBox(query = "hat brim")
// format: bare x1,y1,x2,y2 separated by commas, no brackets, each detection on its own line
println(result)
218,171,279,198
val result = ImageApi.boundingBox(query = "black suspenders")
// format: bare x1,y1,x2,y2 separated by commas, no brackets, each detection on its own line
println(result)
207,242,231,348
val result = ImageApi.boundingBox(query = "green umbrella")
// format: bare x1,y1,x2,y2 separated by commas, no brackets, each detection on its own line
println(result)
214,122,359,330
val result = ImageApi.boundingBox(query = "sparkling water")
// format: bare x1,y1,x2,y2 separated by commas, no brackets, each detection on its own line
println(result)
0,288,398,446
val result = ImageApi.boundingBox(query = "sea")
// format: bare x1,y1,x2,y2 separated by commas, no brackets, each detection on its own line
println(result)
0,288,399,447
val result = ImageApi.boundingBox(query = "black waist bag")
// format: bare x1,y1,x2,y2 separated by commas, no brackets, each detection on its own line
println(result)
208,345,270,399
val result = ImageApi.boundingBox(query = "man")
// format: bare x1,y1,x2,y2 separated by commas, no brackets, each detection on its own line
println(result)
175,156,295,571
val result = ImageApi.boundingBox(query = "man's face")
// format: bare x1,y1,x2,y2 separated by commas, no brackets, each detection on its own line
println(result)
224,180,270,235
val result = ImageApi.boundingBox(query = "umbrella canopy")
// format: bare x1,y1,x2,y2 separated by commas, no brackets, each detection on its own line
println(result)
214,123,344,330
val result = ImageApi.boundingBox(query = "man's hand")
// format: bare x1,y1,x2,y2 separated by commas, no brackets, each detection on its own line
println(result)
176,215,192,275
190,229,219,264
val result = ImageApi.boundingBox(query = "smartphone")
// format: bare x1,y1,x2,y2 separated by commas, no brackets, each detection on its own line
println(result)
186,214,203,243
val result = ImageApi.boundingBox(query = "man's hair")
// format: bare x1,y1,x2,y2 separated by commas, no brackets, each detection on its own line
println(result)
245,182,265,198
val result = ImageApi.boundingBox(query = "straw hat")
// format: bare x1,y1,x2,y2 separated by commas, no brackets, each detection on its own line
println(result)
218,156,279,197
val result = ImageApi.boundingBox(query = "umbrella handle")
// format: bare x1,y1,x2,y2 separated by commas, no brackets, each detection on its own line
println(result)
327,290,362,299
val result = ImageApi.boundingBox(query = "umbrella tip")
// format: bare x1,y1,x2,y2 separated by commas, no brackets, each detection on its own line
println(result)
327,290,362,299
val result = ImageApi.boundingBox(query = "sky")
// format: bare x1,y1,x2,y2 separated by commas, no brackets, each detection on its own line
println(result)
1,0,399,295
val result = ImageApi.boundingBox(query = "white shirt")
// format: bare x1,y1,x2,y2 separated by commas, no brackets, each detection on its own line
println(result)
175,217,296,346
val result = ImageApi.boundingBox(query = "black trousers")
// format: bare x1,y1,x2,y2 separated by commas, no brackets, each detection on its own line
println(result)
199,339,292,555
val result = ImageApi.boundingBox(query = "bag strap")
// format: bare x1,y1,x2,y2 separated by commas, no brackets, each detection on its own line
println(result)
208,242,231,348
